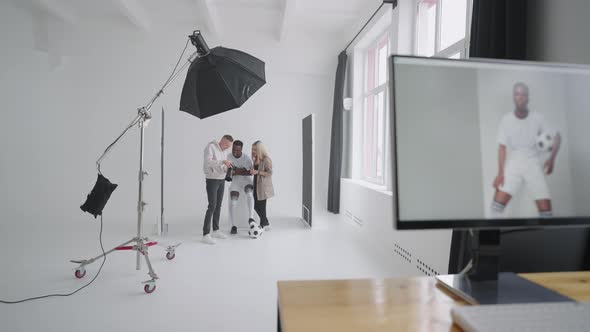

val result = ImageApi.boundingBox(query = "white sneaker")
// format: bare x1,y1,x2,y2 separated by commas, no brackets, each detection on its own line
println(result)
262,224,271,231
212,231,227,239
202,234,216,244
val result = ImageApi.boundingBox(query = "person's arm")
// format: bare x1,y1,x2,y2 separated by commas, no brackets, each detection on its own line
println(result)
544,133,561,175
204,145,229,172
232,156,251,175
248,155,258,176
493,117,509,190
258,159,273,177
493,145,506,190
233,168,250,175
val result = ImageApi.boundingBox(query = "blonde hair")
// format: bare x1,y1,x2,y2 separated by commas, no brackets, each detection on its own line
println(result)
253,140,269,162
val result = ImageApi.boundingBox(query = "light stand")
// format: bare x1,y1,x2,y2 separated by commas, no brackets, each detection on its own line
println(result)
71,34,205,294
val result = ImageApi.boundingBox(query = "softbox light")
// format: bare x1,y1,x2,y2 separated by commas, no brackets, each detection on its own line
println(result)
179,45,266,119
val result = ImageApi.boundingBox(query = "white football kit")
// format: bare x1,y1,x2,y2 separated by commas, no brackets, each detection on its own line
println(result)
497,111,551,200
228,153,254,191
227,153,255,227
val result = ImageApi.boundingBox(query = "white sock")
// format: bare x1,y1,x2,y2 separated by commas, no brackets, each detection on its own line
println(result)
245,192,255,220
539,210,553,218
245,185,255,220
229,198,238,227
490,201,506,218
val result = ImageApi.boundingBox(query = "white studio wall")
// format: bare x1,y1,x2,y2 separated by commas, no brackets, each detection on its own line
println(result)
527,0,590,66
0,1,337,232
340,179,452,277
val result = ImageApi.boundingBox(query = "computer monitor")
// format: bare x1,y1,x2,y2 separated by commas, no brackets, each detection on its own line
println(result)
390,55,590,304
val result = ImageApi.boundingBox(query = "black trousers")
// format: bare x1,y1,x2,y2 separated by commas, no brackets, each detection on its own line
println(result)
203,179,225,236
253,189,269,227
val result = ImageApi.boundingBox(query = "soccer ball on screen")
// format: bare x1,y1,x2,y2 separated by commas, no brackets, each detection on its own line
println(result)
248,221,263,239
536,131,555,153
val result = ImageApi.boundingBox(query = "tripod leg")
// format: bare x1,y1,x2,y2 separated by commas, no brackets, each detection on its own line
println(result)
71,238,136,267
139,243,159,293
142,248,159,280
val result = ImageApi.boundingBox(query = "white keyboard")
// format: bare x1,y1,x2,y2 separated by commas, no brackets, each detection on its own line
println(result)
451,301,590,332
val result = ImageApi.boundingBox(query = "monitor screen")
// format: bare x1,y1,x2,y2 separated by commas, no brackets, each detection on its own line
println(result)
391,56,590,229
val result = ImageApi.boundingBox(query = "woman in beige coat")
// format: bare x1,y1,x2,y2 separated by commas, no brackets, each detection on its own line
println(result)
250,141,274,230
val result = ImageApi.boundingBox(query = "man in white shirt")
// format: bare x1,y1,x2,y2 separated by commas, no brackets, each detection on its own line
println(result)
227,140,256,235
202,135,234,244
491,82,562,219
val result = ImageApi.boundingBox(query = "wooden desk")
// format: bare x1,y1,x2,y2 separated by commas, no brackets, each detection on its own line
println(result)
277,271,590,332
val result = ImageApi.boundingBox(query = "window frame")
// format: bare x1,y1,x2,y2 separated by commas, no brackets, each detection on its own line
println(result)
412,0,473,59
361,31,390,186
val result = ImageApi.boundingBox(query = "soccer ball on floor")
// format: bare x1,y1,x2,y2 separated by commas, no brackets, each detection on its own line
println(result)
248,222,263,239
536,131,555,153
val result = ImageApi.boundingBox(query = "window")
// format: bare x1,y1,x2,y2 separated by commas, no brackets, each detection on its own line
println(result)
347,0,471,189
415,0,437,56
415,0,470,58
362,33,390,185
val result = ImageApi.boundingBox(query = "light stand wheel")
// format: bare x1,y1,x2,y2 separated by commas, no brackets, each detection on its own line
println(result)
144,284,156,294
166,252,175,260
75,269,86,279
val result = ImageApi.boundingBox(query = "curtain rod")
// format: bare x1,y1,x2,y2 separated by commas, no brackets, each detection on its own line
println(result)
344,0,397,52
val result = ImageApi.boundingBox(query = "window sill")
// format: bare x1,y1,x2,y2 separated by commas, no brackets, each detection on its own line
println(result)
342,178,393,196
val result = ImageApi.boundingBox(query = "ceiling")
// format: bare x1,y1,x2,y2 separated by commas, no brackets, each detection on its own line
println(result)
12,0,384,46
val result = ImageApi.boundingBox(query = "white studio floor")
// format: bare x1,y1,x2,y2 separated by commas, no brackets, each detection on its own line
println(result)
0,213,400,332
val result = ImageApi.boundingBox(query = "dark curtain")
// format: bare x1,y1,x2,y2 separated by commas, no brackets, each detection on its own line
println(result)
448,0,528,273
327,51,348,214
469,0,528,60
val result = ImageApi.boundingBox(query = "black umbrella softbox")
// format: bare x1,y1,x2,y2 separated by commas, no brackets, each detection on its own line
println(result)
179,46,266,119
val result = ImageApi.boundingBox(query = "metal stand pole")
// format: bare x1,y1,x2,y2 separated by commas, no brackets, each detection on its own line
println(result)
161,106,167,235
71,47,198,293
136,111,147,270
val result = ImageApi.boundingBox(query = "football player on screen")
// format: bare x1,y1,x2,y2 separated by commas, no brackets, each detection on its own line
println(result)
490,82,562,219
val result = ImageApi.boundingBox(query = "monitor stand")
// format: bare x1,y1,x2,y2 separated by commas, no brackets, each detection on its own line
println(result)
436,230,574,305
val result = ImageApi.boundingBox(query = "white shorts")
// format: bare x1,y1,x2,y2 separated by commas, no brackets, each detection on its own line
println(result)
500,156,551,200
229,176,253,193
